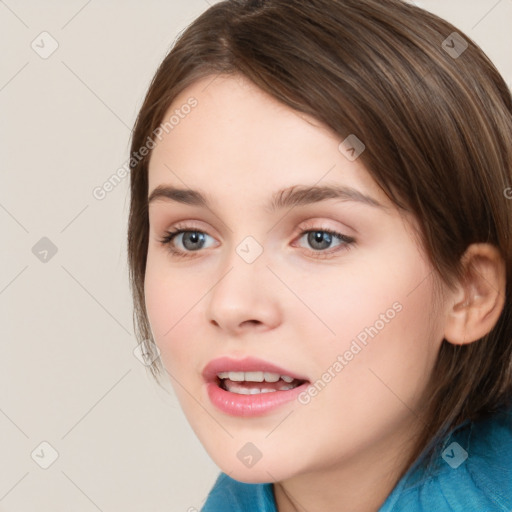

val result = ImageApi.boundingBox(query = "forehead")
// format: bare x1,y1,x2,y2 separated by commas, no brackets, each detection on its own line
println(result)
147,74,390,212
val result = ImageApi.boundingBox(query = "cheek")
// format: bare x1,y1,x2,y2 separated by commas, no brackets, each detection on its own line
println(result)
143,254,202,371
302,250,441,420
285,254,410,354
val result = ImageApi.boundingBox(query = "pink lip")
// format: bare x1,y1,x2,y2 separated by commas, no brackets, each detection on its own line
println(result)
202,356,310,417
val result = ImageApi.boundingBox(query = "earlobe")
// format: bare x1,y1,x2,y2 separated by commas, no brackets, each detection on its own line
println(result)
443,243,506,346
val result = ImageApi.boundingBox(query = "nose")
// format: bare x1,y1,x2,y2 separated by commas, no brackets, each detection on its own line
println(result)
205,249,282,335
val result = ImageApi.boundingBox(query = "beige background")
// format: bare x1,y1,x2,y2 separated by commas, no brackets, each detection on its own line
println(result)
1,1,511,511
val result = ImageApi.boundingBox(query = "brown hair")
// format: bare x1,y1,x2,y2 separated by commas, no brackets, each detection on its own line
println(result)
127,0,512,479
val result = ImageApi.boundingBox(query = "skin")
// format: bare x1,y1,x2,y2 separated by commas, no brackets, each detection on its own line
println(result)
144,74,506,512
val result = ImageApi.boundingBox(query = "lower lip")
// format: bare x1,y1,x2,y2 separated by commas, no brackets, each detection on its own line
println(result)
206,381,310,416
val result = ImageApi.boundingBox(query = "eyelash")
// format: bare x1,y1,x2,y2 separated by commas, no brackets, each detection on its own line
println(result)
157,222,355,260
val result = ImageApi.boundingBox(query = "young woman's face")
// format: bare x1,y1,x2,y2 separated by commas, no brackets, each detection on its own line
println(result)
145,74,446,482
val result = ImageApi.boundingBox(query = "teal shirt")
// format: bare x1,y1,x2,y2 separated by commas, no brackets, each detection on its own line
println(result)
201,406,512,511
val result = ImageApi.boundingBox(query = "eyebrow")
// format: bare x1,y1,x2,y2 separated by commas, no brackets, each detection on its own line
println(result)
147,183,387,213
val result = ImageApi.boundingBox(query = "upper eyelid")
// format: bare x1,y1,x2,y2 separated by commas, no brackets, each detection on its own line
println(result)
161,214,356,232
165,221,351,237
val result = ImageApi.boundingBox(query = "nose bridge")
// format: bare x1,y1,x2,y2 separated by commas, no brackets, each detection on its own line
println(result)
213,233,268,304
205,233,280,331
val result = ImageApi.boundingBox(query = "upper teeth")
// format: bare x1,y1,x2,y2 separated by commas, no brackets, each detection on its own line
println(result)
217,371,295,383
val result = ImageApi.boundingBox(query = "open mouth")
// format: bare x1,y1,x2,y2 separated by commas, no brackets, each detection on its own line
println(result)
202,356,310,415
216,371,307,395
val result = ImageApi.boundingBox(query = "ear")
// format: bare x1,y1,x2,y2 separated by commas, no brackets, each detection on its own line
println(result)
443,243,506,345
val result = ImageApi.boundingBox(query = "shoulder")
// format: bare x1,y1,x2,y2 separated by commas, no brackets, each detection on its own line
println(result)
201,473,276,512
380,406,512,512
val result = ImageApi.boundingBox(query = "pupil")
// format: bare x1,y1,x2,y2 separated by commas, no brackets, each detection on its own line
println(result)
184,231,204,250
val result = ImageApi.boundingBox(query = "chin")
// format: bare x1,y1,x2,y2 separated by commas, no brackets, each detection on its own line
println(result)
205,443,302,484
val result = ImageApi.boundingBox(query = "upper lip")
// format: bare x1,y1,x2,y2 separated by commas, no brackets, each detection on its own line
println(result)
202,356,309,383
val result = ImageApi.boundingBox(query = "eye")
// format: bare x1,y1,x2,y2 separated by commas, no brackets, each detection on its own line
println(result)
158,226,215,258
293,224,355,258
